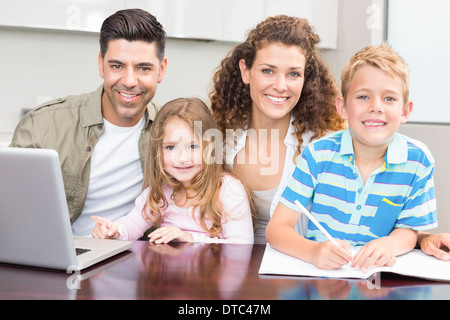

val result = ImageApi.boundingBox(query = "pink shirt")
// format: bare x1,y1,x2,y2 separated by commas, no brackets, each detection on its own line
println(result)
115,174,254,243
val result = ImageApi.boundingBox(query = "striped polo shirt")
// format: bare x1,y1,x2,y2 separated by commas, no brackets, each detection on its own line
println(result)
280,129,437,246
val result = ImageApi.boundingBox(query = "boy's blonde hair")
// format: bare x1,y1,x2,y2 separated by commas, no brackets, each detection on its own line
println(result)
340,44,410,103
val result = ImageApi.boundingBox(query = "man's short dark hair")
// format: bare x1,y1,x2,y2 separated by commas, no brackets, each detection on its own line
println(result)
99,8,166,62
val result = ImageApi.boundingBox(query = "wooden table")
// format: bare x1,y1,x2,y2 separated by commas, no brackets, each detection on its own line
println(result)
1,241,450,301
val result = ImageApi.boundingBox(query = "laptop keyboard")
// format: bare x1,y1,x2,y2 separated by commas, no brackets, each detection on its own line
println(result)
75,247,92,256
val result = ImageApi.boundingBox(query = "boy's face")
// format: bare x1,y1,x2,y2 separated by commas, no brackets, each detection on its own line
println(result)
336,64,413,152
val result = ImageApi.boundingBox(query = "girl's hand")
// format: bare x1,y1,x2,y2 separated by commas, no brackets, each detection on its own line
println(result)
148,226,194,244
91,215,120,239
352,237,397,273
312,240,353,270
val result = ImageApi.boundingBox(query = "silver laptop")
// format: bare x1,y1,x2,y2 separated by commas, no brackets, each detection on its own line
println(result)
0,147,132,270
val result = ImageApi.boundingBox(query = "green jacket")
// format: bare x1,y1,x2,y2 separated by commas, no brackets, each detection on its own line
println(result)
9,85,157,223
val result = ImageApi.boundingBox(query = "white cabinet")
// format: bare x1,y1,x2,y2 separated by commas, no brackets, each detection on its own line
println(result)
137,0,226,40
1,0,338,48
137,0,339,48
261,0,339,49
0,0,122,32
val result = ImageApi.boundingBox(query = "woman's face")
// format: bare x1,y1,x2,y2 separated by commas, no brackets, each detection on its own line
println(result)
239,43,306,124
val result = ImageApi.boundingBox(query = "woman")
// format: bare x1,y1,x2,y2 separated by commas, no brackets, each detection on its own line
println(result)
209,15,345,243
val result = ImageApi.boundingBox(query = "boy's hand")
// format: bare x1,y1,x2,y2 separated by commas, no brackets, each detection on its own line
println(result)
91,215,120,239
312,240,353,270
148,225,193,244
352,237,396,273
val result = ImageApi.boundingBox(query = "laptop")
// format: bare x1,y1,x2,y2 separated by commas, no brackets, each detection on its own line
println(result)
0,147,132,271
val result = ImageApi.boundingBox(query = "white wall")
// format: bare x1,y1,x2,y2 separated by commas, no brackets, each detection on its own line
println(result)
399,123,450,234
0,26,236,134
0,28,100,133
156,38,235,106
388,0,450,123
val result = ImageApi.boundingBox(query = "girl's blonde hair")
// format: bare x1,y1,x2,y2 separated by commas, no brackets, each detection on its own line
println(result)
143,97,252,238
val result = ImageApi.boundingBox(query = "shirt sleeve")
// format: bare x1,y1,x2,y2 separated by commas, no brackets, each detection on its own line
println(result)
396,164,438,230
214,174,254,244
280,143,316,212
9,112,41,148
115,188,154,241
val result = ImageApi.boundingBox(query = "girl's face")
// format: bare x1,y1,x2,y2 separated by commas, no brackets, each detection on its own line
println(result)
162,117,204,188
239,42,306,124
99,39,166,127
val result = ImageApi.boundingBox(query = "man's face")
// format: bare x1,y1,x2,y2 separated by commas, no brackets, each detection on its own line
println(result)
98,39,167,126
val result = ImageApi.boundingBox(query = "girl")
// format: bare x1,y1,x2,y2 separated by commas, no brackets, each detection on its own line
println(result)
92,97,254,243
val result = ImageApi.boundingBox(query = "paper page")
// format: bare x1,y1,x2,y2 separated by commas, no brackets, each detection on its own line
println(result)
377,249,450,281
258,244,369,279
259,244,450,281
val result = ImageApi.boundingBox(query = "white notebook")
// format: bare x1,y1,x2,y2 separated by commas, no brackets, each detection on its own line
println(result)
259,244,450,282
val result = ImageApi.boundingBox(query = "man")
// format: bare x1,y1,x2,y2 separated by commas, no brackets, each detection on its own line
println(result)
10,9,167,236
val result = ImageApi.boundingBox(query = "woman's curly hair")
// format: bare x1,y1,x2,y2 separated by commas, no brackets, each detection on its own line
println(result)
209,15,345,160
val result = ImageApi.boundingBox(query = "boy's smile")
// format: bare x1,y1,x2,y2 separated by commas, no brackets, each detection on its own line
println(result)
362,120,386,127
336,64,413,153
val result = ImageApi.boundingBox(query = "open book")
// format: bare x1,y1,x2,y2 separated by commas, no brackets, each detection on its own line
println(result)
259,244,450,282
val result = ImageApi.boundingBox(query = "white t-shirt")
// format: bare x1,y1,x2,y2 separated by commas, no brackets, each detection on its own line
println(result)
71,116,145,236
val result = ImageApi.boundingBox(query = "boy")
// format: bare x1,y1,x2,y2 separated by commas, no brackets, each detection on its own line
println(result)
266,44,437,272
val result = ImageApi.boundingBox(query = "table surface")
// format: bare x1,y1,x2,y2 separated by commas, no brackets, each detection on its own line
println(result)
1,241,450,300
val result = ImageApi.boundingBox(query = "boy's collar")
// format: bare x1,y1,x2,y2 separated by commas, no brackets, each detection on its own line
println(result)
386,133,408,164
340,129,354,156
340,129,408,165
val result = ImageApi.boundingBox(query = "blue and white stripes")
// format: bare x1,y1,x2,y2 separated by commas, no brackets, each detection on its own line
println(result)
280,129,437,246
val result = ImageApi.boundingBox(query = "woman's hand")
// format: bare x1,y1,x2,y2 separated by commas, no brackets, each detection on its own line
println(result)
419,232,450,261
